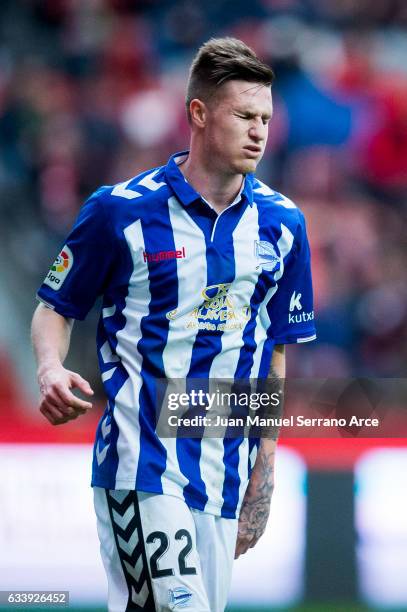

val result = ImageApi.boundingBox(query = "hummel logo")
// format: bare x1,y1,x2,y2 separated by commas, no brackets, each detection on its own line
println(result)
143,247,186,263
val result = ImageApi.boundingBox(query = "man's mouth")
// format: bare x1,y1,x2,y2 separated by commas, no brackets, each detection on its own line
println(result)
243,145,262,155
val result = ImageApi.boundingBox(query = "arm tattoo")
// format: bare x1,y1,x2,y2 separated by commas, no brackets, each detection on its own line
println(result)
267,363,278,380
237,346,283,548
239,446,275,539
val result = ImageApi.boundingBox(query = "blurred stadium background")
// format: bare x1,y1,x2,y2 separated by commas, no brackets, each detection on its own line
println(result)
1,0,407,611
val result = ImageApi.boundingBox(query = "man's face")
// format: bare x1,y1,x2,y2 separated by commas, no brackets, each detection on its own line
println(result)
203,80,273,175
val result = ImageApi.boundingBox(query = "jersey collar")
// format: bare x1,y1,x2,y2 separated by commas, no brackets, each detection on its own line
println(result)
165,150,254,208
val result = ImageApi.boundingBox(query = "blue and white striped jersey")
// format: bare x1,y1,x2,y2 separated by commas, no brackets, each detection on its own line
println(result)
37,151,316,518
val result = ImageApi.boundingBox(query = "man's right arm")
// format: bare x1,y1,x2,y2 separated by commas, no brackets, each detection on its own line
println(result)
31,303,94,426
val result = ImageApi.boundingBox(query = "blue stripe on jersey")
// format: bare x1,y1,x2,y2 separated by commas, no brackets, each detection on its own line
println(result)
135,204,179,492
185,198,251,377
92,329,130,486
257,204,288,378
222,199,293,516
221,426,247,516
218,200,262,517
234,199,285,379
233,273,271,378
221,439,242,518
218,203,264,516
92,397,121,487
185,238,228,378
258,336,276,378
178,198,250,511
177,437,207,511
92,245,136,487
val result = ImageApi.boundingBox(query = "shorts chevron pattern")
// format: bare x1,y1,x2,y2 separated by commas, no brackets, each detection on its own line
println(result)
106,490,156,611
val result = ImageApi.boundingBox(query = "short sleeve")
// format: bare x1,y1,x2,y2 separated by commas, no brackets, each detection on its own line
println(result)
267,210,316,344
37,194,116,320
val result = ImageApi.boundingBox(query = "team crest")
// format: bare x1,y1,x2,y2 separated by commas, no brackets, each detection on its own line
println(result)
254,240,280,272
43,245,74,290
168,587,193,609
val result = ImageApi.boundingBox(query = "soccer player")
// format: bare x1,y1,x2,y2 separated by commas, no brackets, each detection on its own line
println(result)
31,38,316,611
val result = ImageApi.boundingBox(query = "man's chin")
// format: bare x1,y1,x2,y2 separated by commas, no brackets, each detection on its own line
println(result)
234,159,258,175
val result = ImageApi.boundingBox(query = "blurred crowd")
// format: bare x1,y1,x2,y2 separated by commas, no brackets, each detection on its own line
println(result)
1,0,407,408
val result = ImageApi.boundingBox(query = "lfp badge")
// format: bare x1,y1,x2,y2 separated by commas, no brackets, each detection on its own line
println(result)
44,245,74,290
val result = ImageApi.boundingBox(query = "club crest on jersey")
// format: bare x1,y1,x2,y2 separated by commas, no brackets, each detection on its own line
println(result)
168,587,193,609
43,245,74,290
254,240,280,272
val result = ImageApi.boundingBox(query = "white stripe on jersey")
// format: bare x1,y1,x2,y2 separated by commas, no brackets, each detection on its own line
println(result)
113,219,151,488
249,443,258,468
254,181,297,209
111,179,142,200
201,205,261,513
253,181,275,197
102,305,116,318
297,334,317,343
100,341,120,364
208,203,260,378
162,197,208,377
138,169,166,191
250,223,295,378
102,367,117,382
159,196,208,496
236,438,250,511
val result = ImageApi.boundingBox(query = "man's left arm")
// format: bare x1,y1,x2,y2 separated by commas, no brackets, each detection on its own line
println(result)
235,344,285,559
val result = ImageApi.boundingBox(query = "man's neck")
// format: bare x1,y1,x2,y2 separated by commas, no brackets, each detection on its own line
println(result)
179,151,244,215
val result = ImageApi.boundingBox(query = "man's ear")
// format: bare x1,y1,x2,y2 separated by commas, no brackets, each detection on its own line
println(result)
189,99,207,128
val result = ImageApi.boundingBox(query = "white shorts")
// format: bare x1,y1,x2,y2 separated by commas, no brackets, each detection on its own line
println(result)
93,488,238,612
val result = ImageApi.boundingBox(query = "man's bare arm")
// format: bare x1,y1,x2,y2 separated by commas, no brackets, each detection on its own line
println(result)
235,344,285,558
31,303,94,425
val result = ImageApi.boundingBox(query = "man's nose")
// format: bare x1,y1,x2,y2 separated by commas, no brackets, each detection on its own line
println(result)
249,119,265,142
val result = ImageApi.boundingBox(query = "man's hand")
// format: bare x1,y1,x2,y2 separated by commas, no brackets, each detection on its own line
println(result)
38,363,94,426
235,439,275,559
235,489,271,559
31,304,94,425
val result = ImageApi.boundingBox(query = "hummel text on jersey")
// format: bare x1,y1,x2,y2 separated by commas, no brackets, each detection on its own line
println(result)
143,247,186,263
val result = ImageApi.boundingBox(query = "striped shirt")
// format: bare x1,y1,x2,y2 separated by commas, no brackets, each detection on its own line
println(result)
37,151,316,518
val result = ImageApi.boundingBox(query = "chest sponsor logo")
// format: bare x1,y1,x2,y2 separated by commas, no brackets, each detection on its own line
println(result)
167,283,251,332
288,291,314,323
43,245,73,290
254,240,280,272
143,247,186,263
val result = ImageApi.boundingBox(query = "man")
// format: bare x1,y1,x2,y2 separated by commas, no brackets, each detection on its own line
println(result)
32,38,316,611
